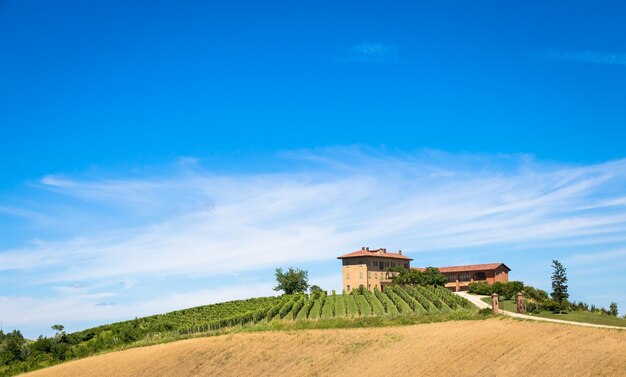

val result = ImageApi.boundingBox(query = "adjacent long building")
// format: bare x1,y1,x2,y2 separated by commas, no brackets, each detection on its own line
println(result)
337,247,510,293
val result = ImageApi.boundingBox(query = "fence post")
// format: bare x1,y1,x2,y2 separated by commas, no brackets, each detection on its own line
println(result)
491,293,499,314
516,292,525,314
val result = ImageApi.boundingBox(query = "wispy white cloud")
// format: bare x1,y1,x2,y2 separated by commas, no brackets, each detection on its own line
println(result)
337,43,399,63
566,248,626,266
2,148,626,334
541,49,626,66
0,205,50,223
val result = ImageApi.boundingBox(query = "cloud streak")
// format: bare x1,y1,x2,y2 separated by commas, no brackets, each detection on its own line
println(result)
542,49,626,66
337,43,399,63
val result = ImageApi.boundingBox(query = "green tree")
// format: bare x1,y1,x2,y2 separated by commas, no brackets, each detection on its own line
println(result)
609,302,618,316
51,324,65,336
309,285,325,298
389,266,445,286
389,267,419,285
550,260,569,314
388,266,412,284
421,267,447,287
273,267,309,295
0,330,27,365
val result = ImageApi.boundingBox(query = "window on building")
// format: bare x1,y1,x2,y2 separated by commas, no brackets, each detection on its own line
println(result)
368,272,371,278
375,272,378,279
346,273,350,280
385,262,389,267
347,285,350,292
391,262,395,267
358,259,363,265
459,273,471,282
446,274,456,283
359,271,363,279
368,284,371,290
404,263,409,269
343,260,350,266
374,260,379,266
474,272,487,281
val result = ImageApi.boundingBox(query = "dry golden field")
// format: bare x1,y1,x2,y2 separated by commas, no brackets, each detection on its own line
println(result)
24,318,626,377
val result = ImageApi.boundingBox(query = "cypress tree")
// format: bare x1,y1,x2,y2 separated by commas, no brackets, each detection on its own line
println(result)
550,260,569,314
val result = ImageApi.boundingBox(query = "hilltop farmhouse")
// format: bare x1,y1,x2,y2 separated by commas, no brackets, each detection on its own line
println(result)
338,247,510,293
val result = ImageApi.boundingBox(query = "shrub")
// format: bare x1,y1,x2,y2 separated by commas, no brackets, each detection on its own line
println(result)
491,282,506,296
525,300,541,314
503,281,524,300
541,299,567,313
523,285,549,302
478,308,493,316
468,281,492,295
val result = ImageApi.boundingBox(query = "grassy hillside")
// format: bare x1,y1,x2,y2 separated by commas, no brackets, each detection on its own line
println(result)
22,319,626,377
0,286,475,377
481,297,626,327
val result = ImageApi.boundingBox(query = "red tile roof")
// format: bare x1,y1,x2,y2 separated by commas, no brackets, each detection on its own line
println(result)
412,263,510,273
337,248,413,261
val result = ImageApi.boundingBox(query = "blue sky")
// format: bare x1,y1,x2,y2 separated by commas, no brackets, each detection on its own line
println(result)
1,0,626,337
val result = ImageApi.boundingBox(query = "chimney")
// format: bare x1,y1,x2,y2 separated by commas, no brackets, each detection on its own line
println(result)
365,247,369,251
361,246,366,250
383,248,387,253
399,250,402,255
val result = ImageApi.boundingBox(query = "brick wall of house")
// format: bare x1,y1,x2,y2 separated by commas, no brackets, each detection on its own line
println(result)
494,265,510,282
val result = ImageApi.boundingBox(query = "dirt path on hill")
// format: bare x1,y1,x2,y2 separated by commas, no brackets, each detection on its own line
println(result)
23,318,626,377
456,291,626,330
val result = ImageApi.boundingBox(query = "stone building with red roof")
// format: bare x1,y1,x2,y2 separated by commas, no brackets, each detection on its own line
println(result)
337,247,412,292
337,246,510,293
413,263,511,292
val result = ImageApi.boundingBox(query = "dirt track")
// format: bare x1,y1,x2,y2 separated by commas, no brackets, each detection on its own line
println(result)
24,318,626,377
